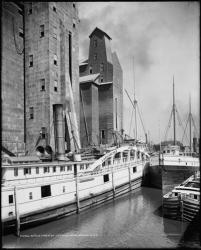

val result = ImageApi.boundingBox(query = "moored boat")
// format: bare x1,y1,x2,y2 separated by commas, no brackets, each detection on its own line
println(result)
162,172,200,221
2,143,149,233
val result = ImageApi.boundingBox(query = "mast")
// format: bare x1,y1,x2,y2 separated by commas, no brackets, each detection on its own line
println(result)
173,76,176,145
133,57,137,141
189,94,192,153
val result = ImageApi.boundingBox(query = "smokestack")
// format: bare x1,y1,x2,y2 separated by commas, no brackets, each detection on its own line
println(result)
193,137,197,153
53,104,66,160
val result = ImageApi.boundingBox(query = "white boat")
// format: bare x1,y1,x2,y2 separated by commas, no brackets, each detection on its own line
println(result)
1,143,149,233
159,144,199,168
163,172,200,221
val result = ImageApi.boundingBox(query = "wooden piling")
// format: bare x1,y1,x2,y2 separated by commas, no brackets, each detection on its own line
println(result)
128,165,132,191
111,168,116,198
14,186,20,237
74,164,80,214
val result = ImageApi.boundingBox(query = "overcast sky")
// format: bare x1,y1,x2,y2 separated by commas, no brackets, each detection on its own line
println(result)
78,2,200,144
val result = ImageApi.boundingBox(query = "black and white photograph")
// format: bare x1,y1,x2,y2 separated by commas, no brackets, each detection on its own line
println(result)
1,1,200,248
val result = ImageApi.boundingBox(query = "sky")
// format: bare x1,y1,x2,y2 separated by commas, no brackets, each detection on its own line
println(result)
78,2,200,144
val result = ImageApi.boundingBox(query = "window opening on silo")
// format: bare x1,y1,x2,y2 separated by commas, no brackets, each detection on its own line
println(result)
40,24,45,38
69,32,72,84
29,107,34,119
53,4,56,12
101,130,105,139
94,53,97,60
19,27,24,38
54,54,58,65
100,63,104,72
89,66,92,74
40,78,45,91
54,80,58,92
73,19,76,28
41,127,46,139
29,55,33,67
94,39,97,47
28,3,32,15
53,26,57,39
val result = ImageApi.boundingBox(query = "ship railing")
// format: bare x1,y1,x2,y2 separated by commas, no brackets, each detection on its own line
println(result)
162,158,199,166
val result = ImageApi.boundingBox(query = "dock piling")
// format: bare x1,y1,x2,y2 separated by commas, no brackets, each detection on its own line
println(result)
14,186,20,237
74,164,80,214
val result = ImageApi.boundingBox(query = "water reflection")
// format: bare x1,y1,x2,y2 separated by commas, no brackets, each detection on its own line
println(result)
2,187,191,248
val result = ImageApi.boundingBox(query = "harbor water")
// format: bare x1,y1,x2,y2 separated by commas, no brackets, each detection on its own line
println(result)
2,187,200,248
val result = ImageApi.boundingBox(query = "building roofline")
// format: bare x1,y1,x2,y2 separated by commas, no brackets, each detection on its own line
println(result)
89,27,112,40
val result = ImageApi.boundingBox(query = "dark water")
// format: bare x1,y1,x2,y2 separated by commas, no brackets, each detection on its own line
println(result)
2,187,200,248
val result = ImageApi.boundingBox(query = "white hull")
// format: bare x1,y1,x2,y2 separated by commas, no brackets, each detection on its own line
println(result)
2,145,149,231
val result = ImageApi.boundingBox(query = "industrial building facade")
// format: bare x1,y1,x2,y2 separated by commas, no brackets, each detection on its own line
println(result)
79,27,123,148
2,2,80,155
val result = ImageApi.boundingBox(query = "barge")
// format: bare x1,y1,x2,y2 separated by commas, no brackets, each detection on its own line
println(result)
163,173,200,221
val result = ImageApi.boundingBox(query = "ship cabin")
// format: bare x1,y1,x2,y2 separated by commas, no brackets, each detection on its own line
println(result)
171,175,200,202
1,156,93,186
2,146,149,186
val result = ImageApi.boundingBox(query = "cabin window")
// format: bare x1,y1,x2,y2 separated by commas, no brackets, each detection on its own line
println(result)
73,3,76,8
44,167,50,173
24,168,31,175
80,164,84,170
40,78,45,91
36,167,39,174
29,192,33,200
53,166,56,172
29,55,33,67
108,159,111,165
167,150,170,153
14,168,18,177
29,107,34,119
174,192,178,196
73,22,76,28
194,195,197,200
63,186,65,193
89,66,92,74
9,195,13,204
60,166,65,172
103,174,109,183
137,152,140,159
40,24,44,38
85,164,89,169
8,211,13,216
67,165,72,171
19,27,24,38
41,185,51,198
133,167,137,173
